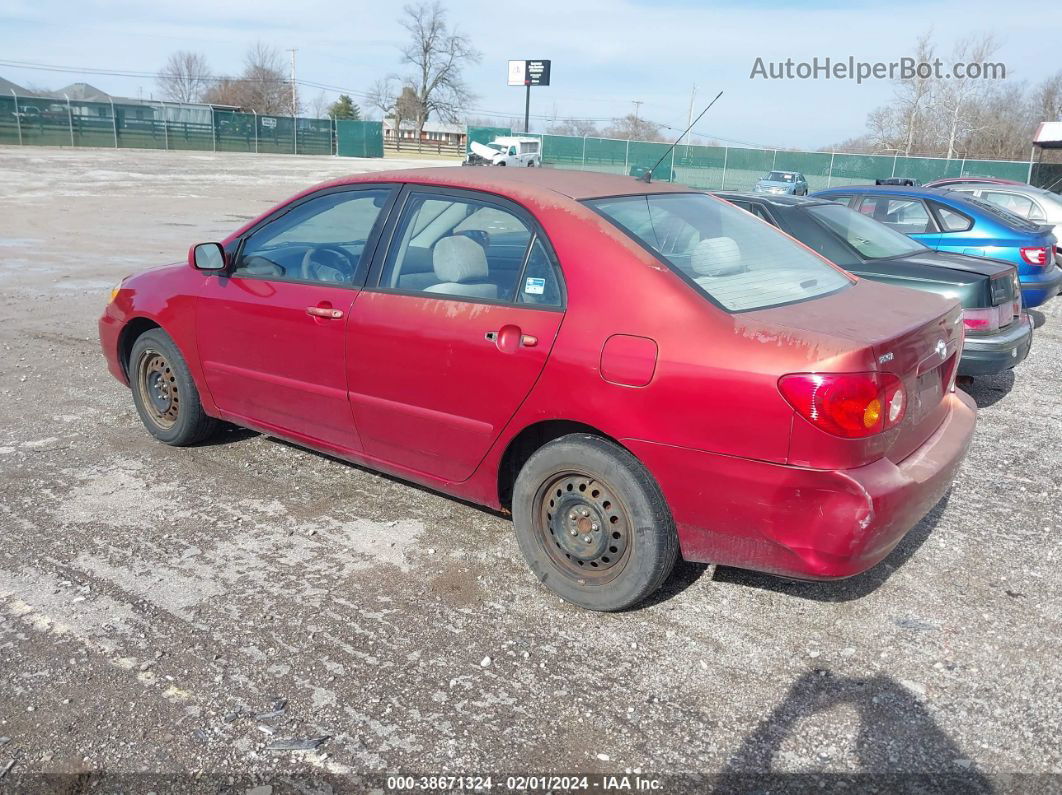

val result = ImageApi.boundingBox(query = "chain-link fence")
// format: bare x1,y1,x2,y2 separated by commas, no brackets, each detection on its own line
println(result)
475,126,1035,191
0,93,386,158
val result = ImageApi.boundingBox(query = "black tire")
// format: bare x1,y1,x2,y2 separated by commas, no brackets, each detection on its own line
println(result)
512,434,679,611
128,329,218,446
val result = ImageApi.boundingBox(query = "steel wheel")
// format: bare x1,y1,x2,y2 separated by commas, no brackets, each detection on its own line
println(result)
535,471,632,585
136,349,180,430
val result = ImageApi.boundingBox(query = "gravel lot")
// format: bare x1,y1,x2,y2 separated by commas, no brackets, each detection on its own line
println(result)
0,146,1059,792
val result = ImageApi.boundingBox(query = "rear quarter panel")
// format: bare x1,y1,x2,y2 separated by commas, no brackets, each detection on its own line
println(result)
464,198,876,507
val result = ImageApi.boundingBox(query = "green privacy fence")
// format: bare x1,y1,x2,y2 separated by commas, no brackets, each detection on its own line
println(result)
472,127,1033,191
0,93,384,158
336,119,383,158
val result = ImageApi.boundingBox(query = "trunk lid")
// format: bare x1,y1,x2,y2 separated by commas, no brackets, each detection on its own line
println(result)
749,279,963,465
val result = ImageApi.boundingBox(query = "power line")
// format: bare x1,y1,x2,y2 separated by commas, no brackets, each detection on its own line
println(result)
0,57,627,125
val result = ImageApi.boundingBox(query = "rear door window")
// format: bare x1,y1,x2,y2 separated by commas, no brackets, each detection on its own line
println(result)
377,191,563,307
587,193,852,312
857,196,937,234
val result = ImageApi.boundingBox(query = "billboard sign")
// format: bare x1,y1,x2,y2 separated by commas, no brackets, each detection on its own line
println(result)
507,60,551,87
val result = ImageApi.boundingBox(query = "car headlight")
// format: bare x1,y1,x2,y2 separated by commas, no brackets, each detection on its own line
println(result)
108,280,124,304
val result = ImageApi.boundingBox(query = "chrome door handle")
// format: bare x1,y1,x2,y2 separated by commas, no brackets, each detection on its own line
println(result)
307,306,343,319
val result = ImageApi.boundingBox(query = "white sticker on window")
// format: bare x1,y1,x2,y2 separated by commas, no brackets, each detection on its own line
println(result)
524,277,546,295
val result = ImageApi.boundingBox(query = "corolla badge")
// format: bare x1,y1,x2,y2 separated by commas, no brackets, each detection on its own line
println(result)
935,339,947,359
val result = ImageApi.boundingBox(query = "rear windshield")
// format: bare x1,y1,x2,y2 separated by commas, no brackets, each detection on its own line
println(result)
807,203,926,259
957,194,1046,232
587,193,853,312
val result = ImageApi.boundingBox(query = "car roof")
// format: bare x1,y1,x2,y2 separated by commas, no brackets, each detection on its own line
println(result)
319,166,696,202
714,191,828,208
943,181,1048,195
815,184,953,199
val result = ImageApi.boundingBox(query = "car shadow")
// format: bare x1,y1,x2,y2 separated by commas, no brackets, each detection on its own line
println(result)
1027,308,1046,329
960,370,1015,409
714,670,992,792
267,437,511,519
193,423,260,447
709,492,950,604
638,559,713,609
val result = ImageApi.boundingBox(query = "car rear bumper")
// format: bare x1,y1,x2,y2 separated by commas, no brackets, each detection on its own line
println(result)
1019,267,1062,307
624,389,977,580
958,313,1033,376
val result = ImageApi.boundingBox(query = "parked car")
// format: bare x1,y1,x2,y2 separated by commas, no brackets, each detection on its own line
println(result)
716,192,1032,377
875,178,919,186
943,182,1062,242
924,177,1024,189
812,185,1062,307
466,136,541,167
100,169,976,611
753,170,808,195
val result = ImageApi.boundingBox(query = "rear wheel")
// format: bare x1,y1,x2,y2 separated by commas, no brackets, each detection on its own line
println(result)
129,329,218,446
512,434,678,611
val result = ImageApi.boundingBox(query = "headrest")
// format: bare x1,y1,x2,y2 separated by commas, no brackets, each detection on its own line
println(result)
690,237,743,277
433,236,490,283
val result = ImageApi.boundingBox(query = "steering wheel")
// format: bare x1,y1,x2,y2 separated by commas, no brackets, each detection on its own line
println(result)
300,245,356,283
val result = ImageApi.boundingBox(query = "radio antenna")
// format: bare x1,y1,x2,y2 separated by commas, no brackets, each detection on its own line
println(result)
640,90,723,183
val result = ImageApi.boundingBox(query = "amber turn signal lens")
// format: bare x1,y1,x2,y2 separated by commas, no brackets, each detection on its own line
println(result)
863,398,882,429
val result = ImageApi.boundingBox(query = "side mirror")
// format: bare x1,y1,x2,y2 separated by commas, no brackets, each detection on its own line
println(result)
190,242,226,271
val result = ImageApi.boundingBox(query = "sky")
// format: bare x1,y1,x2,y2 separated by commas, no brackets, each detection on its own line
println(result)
1,0,1058,150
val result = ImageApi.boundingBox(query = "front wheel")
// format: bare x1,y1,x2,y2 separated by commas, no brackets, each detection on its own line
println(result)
129,329,218,446
512,434,678,611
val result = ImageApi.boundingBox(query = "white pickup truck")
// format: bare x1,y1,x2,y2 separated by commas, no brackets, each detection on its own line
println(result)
466,136,542,167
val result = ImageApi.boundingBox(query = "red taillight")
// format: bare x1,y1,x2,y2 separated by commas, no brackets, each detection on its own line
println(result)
1019,246,1048,266
779,372,907,439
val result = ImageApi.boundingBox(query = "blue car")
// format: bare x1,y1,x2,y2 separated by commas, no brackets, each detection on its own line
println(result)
812,185,1062,307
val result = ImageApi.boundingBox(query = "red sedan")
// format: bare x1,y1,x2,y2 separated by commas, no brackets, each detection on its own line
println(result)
99,168,977,611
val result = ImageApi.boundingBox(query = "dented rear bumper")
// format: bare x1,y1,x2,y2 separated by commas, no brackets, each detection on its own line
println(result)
624,389,977,580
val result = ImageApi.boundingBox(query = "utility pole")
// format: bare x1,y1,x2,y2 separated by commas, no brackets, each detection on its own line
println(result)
632,100,643,120
288,48,298,154
684,83,696,153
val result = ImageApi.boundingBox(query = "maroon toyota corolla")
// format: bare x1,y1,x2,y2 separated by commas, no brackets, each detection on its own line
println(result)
100,168,977,611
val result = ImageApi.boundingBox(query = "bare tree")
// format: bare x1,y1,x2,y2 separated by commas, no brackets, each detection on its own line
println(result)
202,42,296,115
399,1,481,139
547,118,601,137
157,51,212,104
604,114,665,142
897,31,937,155
366,76,398,120
1030,71,1062,122
938,34,999,159
309,90,330,120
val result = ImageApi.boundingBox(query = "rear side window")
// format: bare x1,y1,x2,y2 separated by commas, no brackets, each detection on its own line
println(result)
587,193,852,312
932,203,974,232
